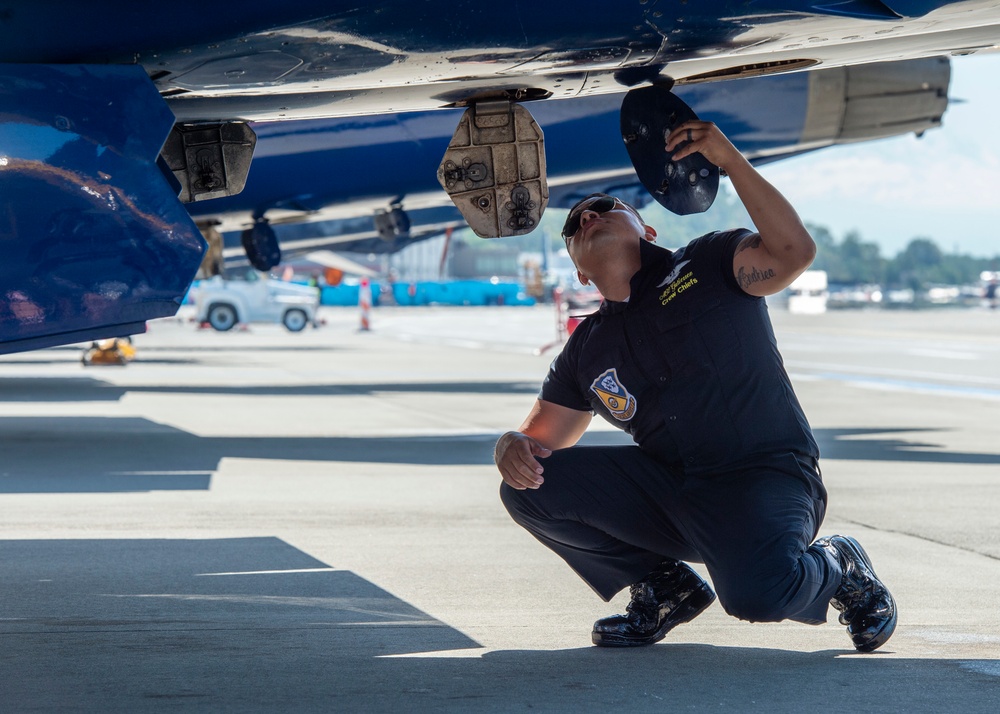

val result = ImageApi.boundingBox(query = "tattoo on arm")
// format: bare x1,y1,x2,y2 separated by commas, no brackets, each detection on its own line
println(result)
735,234,763,255
737,265,776,291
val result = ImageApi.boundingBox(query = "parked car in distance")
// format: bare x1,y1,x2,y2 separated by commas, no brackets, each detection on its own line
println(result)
193,268,320,332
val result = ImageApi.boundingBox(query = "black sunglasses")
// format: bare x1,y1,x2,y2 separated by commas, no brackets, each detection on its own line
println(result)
561,196,619,239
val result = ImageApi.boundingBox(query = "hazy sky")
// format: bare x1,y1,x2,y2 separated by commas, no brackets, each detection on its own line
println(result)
758,52,1000,258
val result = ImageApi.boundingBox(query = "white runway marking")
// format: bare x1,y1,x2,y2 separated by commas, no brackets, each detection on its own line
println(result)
193,568,339,576
787,371,1000,400
906,348,979,360
785,360,1000,386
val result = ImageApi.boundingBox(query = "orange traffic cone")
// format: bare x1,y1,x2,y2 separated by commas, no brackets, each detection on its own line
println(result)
359,278,372,331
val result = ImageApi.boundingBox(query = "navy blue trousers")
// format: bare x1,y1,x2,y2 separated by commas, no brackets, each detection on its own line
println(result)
500,446,841,625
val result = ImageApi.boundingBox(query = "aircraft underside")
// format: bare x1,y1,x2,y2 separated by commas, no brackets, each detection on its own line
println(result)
0,0,991,353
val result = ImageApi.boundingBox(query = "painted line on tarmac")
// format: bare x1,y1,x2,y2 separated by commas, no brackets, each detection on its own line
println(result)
906,347,980,360
393,332,547,355
789,371,1000,401
915,630,1000,645
785,360,1000,387
194,567,339,576
377,648,486,658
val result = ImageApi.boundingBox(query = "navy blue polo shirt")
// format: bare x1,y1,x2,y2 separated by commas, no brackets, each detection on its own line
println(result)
541,231,819,474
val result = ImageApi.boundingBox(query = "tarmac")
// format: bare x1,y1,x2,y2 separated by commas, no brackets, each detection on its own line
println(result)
1,303,999,712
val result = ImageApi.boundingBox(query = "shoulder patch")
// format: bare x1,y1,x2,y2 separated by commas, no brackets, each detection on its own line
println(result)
590,368,637,421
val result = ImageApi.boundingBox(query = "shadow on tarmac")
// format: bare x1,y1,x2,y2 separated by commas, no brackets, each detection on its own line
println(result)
2,417,999,494
0,376,541,402
1,538,996,712
0,344,346,364
126,381,543,396
374,645,1000,713
0,376,127,402
816,427,1000,464
0,537,480,711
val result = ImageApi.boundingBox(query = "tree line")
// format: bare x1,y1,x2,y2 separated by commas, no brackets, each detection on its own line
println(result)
808,224,999,289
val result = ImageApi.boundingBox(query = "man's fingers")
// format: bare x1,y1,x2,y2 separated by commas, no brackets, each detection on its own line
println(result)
513,436,548,474
665,121,701,153
666,120,741,171
501,444,546,489
495,432,549,489
670,143,694,162
500,462,544,490
530,442,552,459
515,450,545,486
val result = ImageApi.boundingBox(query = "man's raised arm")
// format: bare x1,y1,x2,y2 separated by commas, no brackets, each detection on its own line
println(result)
666,121,816,296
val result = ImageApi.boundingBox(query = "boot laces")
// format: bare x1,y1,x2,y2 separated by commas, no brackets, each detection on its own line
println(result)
832,564,876,623
625,582,658,619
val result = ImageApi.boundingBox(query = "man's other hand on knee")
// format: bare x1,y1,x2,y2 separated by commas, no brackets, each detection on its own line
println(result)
495,431,551,490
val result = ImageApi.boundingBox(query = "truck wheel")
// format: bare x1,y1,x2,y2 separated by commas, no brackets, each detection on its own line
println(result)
283,308,308,332
207,303,238,331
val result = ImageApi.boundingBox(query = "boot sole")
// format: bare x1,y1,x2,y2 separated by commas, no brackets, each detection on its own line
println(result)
836,535,897,653
592,584,716,647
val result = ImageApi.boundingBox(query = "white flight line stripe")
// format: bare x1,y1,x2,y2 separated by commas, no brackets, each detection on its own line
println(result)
194,568,339,577
784,360,1000,386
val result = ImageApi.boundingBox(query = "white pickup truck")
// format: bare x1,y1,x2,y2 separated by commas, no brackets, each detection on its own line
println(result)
193,269,320,332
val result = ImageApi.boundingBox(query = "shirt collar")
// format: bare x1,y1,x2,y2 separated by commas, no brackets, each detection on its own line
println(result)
599,240,672,314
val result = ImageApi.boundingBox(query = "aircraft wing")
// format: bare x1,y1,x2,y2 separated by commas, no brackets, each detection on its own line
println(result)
187,56,950,262
1,1,990,121
302,252,377,278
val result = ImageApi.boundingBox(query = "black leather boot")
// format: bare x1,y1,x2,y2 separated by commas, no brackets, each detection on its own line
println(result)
592,560,716,647
815,535,897,652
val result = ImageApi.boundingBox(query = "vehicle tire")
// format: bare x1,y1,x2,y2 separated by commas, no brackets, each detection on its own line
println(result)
283,308,308,332
207,303,238,331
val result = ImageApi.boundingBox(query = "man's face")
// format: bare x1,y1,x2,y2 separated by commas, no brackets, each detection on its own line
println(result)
562,196,648,273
